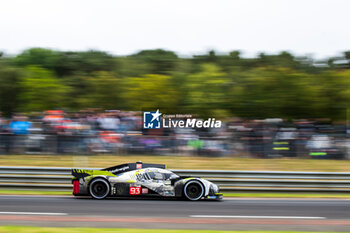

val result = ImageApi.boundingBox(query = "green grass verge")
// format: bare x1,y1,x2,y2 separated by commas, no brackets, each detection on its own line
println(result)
0,227,347,233
1,189,349,199
1,154,350,171
0,189,71,195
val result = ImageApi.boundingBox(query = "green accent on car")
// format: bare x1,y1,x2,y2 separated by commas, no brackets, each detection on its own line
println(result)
93,170,116,176
273,142,289,145
310,152,327,156
72,169,94,175
273,147,290,150
72,169,116,177
182,177,195,183
72,169,117,186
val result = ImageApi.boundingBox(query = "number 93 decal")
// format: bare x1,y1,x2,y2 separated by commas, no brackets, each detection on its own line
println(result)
129,187,141,195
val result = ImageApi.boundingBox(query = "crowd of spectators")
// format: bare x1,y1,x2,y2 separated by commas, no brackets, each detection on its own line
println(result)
0,110,349,159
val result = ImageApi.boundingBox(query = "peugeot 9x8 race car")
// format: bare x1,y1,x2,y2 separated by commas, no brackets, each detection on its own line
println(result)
72,162,222,201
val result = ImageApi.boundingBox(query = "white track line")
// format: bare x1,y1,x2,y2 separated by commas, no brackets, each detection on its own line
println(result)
190,215,326,219
0,212,67,216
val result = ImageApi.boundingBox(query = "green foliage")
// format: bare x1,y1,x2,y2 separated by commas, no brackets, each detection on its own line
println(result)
186,64,231,117
130,49,178,74
78,71,123,109
14,48,61,71
115,57,153,77
123,74,180,112
15,48,115,77
0,48,350,119
228,67,320,119
0,64,22,116
18,66,70,111
60,50,115,75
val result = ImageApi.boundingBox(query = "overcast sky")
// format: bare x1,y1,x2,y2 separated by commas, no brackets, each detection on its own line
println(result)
1,0,349,58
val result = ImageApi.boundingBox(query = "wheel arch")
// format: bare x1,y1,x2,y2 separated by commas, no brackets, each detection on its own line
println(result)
88,176,111,199
181,178,206,200
88,175,110,186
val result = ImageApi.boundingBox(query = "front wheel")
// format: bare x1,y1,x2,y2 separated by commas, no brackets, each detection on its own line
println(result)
89,178,110,199
183,180,204,201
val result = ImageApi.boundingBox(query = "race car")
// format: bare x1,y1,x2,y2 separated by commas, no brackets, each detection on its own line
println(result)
72,161,222,201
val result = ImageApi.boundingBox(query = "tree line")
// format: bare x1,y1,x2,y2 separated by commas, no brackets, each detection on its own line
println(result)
0,48,350,120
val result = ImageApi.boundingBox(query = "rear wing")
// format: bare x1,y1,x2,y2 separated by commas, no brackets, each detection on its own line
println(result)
103,161,166,175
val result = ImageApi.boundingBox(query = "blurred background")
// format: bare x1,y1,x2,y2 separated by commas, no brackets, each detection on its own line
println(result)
0,0,350,161
0,49,350,159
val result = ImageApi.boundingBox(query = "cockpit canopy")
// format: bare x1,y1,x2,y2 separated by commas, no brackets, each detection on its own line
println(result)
142,168,179,180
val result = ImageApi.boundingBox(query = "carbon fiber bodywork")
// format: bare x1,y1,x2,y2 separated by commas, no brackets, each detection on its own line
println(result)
72,162,222,200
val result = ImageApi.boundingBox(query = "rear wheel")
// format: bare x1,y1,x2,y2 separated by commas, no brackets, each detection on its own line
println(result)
89,178,110,199
183,180,204,201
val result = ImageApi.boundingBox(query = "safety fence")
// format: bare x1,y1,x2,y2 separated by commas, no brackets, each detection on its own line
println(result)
0,134,229,156
0,166,350,193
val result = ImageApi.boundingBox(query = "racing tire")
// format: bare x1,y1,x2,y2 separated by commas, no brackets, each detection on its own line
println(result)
89,178,110,199
183,180,204,201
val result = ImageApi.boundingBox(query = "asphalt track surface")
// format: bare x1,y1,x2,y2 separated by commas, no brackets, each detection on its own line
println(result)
0,195,350,231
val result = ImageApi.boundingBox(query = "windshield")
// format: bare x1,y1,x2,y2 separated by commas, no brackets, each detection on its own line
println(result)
145,169,179,180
